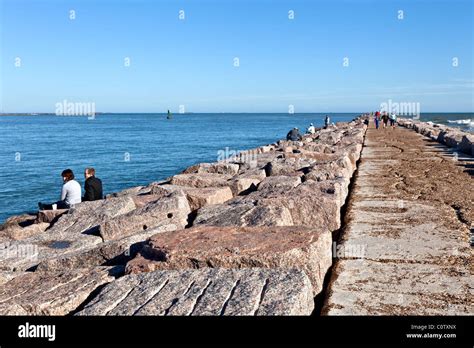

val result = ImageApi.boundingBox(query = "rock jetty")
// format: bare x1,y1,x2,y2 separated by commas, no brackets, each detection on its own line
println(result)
0,118,367,316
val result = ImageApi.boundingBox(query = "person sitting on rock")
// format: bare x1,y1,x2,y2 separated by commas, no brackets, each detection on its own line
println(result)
83,167,103,201
287,127,302,141
306,123,316,134
38,169,82,210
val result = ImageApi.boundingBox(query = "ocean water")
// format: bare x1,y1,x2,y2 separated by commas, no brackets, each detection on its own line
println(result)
416,113,474,132
0,113,356,222
0,112,472,223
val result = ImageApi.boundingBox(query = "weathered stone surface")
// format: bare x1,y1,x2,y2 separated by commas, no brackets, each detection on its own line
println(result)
35,226,174,272
125,225,332,295
194,200,294,227
198,162,240,175
170,173,233,188
230,177,261,196
339,199,472,263
99,191,191,241
444,131,464,148
1,214,36,228
47,196,137,236
0,267,115,315
0,222,50,241
322,259,473,315
263,158,312,177
36,209,68,223
76,268,314,316
324,125,474,316
144,184,234,211
0,271,22,285
257,176,301,192
131,194,167,208
195,179,345,231
459,134,474,156
105,186,145,198
182,162,240,175
184,187,234,211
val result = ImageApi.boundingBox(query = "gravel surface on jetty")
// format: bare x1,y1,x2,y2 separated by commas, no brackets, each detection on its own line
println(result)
323,120,473,315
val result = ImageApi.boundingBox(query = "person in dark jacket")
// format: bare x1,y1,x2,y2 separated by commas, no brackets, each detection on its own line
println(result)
83,167,103,201
286,127,302,141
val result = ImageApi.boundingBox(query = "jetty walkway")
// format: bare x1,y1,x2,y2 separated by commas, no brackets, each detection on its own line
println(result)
323,123,473,315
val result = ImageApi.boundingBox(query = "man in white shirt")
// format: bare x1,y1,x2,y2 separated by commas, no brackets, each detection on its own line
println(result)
307,123,316,134
38,169,82,210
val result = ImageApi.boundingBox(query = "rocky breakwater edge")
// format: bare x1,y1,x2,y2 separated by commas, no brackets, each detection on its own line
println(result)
397,117,474,157
0,118,367,316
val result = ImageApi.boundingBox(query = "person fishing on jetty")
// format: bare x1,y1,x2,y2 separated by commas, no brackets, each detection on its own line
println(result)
381,112,389,129
287,127,303,141
324,115,331,128
306,123,316,134
389,113,397,129
83,167,103,201
38,169,81,210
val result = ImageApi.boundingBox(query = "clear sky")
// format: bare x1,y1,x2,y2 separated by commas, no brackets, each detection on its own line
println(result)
1,0,473,113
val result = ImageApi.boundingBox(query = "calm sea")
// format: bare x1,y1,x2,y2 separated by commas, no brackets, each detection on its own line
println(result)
0,112,472,222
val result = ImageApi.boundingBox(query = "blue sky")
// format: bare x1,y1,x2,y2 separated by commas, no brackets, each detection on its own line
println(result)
1,0,473,113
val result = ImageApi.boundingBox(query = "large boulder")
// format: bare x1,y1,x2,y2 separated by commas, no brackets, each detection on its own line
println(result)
194,200,294,227
459,134,474,156
0,198,138,270
76,268,314,316
195,180,345,231
99,191,191,241
0,267,115,315
257,176,301,192
182,162,240,176
170,173,233,188
125,225,332,295
36,209,68,223
444,132,464,148
46,196,137,237
0,222,50,241
35,226,175,272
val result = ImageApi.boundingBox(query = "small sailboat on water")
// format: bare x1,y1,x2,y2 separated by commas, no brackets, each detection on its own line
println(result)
167,109,172,120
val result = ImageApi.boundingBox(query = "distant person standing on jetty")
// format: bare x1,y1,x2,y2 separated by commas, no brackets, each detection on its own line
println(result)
389,113,397,129
287,127,302,141
374,111,380,129
381,113,389,129
83,167,103,201
324,115,330,128
38,169,81,210
306,123,316,134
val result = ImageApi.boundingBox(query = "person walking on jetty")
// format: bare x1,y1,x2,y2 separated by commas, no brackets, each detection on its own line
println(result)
287,127,302,141
381,112,389,129
83,167,103,201
38,169,81,210
306,123,316,134
324,115,331,129
389,113,397,129
374,111,380,129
